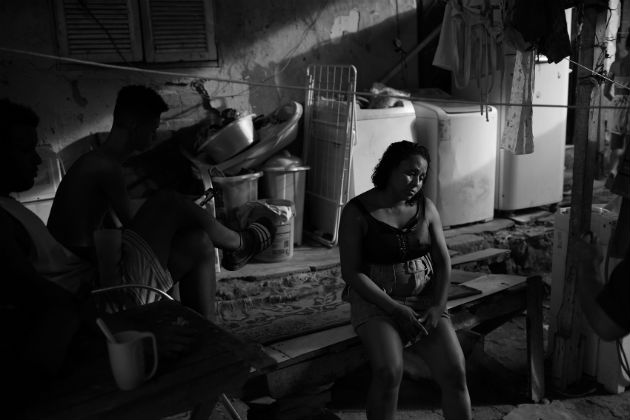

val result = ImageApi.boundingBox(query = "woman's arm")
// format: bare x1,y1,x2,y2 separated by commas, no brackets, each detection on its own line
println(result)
338,201,399,313
421,198,451,328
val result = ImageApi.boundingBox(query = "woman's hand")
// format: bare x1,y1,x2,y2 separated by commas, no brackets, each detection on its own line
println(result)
419,304,444,331
390,303,428,343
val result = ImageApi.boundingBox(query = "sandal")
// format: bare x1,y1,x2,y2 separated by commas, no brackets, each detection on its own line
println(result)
221,217,275,271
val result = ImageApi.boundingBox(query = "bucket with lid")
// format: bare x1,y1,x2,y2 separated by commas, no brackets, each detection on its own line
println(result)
260,151,309,245
211,171,262,223
252,199,295,263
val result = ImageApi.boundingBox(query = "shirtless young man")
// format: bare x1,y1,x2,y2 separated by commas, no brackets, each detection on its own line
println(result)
47,86,273,319
0,99,204,414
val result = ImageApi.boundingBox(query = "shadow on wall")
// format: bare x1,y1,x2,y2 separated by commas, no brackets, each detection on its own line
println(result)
57,133,105,173
243,9,419,159
57,130,204,199
214,0,419,113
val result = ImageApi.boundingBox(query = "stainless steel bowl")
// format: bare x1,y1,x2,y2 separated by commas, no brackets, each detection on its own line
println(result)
196,114,255,163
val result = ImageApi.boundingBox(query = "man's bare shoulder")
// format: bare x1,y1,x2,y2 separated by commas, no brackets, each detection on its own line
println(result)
67,150,122,177
0,205,29,255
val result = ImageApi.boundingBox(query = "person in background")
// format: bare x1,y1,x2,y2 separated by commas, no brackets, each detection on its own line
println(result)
0,99,88,416
576,232,630,341
0,98,271,415
338,141,471,420
47,86,273,320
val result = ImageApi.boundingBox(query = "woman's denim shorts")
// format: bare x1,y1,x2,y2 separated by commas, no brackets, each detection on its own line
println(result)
343,257,449,332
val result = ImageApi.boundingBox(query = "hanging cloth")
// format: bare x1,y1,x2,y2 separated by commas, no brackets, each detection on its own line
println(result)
505,0,571,63
432,0,504,110
500,50,535,155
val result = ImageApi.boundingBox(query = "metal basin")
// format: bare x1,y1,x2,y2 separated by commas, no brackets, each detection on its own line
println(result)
196,114,255,163
215,102,303,175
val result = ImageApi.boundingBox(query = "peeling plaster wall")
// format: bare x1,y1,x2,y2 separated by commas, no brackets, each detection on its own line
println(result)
0,0,418,152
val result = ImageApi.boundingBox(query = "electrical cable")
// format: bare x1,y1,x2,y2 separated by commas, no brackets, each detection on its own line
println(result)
1,45,629,111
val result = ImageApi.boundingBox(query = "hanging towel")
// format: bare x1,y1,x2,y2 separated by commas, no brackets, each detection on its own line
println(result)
501,50,535,155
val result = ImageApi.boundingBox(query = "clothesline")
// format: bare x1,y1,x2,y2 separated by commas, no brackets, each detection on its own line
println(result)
1,46,628,111
563,55,627,89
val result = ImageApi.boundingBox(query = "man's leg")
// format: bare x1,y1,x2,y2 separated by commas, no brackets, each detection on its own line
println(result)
167,227,217,321
127,190,273,314
130,190,241,266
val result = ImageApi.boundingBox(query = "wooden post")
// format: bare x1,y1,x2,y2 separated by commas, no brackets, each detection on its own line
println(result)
527,276,545,402
551,5,603,390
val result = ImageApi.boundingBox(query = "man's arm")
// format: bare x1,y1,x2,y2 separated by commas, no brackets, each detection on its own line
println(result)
95,154,134,226
0,210,81,377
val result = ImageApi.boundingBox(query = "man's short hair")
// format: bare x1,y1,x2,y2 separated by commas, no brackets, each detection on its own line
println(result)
0,99,39,146
113,85,168,127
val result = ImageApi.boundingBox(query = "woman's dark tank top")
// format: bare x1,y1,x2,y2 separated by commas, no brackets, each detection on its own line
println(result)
353,195,431,265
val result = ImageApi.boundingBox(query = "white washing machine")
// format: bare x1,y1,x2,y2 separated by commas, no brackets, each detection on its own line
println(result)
452,9,572,211
413,100,498,228
349,99,417,198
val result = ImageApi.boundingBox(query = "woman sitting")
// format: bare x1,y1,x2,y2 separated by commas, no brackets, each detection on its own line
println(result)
338,140,471,420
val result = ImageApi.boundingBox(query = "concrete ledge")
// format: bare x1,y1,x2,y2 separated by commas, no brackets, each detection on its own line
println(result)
444,218,515,238
216,264,342,303
217,245,340,282
216,215,556,305
446,233,487,255
451,248,511,268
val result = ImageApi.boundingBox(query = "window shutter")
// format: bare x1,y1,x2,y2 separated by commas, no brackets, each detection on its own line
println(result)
54,0,143,62
139,0,217,63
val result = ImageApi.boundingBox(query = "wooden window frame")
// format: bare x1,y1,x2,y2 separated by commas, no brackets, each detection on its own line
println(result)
52,0,218,66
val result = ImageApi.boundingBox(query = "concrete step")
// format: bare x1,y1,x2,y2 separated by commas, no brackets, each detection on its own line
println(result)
215,214,555,306
450,248,511,267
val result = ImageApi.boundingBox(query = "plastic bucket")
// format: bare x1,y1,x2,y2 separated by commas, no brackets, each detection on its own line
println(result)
261,167,309,245
254,199,295,263
211,171,262,222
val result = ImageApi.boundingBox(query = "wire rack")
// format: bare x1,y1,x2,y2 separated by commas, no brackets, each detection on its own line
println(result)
302,64,357,247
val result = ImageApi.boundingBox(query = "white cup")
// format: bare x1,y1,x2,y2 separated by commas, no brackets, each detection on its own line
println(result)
107,330,158,391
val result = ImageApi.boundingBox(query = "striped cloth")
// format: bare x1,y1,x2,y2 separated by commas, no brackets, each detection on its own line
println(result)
120,229,174,305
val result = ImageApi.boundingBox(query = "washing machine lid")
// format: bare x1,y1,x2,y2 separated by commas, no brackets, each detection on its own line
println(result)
425,101,482,114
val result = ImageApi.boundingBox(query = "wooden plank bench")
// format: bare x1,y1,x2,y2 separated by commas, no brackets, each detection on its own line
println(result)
253,273,530,398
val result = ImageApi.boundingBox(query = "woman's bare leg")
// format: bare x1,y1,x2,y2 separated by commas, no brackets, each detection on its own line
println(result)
356,318,405,420
411,317,471,420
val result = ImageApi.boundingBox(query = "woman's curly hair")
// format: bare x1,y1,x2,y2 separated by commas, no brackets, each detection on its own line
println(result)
371,140,431,191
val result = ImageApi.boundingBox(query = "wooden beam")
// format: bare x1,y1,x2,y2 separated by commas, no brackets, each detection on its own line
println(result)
527,276,545,402
551,4,603,390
